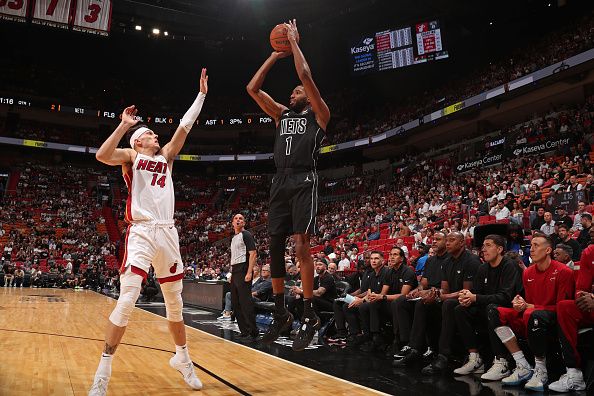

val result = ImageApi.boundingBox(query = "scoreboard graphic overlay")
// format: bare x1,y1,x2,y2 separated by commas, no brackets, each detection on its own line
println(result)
350,20,449,75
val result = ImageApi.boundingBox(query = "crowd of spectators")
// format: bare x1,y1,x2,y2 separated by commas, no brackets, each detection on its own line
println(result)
0,163,119,290
3,94,594,285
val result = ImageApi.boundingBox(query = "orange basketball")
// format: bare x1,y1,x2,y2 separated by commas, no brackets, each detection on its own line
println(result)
269,23,299,52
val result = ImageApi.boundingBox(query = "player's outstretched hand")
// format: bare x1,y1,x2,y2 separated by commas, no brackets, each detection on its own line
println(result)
121,105,139,126
200,68,208,94
285,19,299,44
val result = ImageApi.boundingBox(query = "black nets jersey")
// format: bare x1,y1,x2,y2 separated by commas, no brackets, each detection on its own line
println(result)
274,108,325,170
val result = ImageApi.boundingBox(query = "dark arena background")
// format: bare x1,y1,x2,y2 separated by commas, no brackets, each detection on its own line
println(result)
1,0,594,395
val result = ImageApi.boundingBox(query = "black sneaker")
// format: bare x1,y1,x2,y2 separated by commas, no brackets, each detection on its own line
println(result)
238,334,258,344
394,345,413,359
421,354,449,375
292,315,321,351
392,348,419,367
260,311,293,344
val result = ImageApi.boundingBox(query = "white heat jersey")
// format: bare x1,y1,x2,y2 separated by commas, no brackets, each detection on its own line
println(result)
123,153,175,222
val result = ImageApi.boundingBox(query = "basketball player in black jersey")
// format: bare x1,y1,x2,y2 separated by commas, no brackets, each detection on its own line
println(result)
247,19,330,351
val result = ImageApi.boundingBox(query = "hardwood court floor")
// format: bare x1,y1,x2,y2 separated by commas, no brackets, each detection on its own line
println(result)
0,287,384,396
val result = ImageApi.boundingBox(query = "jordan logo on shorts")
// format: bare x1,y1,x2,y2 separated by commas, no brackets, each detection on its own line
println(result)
304,175,312,182
169,262,178,274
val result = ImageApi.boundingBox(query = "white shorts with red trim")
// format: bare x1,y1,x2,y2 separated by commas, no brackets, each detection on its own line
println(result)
120,221,184,284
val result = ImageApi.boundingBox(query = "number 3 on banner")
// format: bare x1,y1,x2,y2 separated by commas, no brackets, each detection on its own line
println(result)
84,3,100,23
0,0,24,9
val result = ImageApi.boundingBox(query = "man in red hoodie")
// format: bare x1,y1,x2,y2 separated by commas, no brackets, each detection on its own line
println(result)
548,227,594,393
483,233,574,391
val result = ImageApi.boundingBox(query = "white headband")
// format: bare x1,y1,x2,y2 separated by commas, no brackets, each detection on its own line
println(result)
129,127,150,149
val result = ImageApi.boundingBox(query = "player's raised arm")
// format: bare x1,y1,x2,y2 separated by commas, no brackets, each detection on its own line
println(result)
246,52,290,125
286,19,330,130
96,105,138,166
161,68,208,162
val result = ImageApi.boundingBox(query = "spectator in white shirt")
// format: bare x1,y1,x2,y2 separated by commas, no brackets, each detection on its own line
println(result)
572,201,589,231
65,259,73,274
337,252,351,271
489,200,511,220
497,183,510,201
395,238,409,258
531,170,544,187
539,212,556,235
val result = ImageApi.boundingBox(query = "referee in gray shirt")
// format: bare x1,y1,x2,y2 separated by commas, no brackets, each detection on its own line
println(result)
230,213,259,342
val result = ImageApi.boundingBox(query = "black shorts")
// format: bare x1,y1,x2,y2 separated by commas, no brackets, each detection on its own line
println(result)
268,171,318,236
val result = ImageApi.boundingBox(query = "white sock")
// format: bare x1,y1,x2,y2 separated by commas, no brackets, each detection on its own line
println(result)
534,357,546,371
95,354,113,379
469,352,479,361
511,351,530,369
174,344,191,362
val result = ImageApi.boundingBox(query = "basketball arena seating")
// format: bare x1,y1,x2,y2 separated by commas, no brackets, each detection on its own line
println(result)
0,164,119,279
1,94,594,282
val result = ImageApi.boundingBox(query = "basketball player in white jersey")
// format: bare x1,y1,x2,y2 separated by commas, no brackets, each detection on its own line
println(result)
88,69,208,395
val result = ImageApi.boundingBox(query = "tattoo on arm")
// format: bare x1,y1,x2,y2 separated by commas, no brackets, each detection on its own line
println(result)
103,343,118,355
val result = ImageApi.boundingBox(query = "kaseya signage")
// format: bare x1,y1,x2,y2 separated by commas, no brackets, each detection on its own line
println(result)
510,137,573,157
456,137,574,173
456,153,504,172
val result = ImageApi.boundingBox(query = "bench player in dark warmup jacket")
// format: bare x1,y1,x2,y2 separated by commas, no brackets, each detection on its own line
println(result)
246,19,330,351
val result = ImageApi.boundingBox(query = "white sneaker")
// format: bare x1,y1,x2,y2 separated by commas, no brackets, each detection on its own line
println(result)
169,356,203,390
217,314,231,321
454,354,485,375
524,367,547,391
88,376,109,396
548,371,587,392
501,363,533,386
481,358,511,381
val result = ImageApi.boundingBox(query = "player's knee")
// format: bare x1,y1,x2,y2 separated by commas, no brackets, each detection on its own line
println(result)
109,271,143,327
294,239,308,259
161,280,184,322
528,310,552,330
109,287,141,327
495,326,515,343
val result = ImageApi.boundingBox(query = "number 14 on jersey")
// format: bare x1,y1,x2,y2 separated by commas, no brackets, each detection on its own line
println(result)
151,173,166,188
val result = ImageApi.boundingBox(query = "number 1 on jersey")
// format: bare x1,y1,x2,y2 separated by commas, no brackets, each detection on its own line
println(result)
151,173,166,188
285,136,292,156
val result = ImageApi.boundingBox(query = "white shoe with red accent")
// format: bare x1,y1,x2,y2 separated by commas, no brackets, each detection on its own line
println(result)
169,356,203,390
